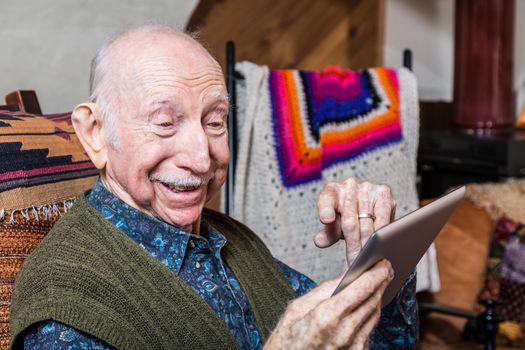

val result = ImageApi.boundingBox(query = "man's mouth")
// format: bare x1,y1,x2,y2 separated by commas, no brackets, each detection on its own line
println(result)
159,181,201,193
149,173,213,195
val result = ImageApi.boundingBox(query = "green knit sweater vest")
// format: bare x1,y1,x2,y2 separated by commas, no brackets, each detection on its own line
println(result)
10,195,295,350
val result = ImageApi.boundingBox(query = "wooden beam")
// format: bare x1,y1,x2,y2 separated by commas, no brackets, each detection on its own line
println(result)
187,0,385,71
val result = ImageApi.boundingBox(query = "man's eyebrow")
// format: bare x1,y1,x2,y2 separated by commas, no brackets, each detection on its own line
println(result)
147,97,182,111
152,93,181,103
143,99,181,120
207,90,230,105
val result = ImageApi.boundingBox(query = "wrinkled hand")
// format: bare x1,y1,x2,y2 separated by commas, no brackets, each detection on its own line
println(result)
265,260,394,350
314,178,396,266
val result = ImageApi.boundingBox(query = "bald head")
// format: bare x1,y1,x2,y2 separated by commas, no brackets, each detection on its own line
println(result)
73,25,230,232
89,25,221,147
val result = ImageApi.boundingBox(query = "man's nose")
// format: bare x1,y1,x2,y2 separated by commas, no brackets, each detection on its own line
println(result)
177,124,211,174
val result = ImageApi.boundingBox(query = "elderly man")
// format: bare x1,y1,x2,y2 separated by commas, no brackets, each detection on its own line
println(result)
10,26,417,349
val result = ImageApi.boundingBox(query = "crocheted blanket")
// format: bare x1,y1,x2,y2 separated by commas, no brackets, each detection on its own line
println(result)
233,62,439,292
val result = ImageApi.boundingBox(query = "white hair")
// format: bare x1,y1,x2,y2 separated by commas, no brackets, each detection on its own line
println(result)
89,38,121,148
88,25,205,149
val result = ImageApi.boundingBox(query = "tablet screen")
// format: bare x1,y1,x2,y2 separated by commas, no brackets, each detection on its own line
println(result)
331,186,465,306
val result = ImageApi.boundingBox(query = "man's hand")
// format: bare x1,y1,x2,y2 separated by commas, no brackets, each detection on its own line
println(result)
314,178,396,266
265,260,394,350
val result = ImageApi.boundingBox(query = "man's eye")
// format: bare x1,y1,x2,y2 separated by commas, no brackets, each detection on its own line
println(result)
208,122,224,128
157,122,173,127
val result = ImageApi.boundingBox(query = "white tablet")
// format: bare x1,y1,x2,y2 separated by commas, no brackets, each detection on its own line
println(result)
331,186,465,306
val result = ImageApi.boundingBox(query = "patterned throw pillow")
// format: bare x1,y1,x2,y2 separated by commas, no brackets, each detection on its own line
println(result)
0,110,98,349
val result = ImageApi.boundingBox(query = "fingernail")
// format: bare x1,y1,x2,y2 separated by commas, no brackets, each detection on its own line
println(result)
321,208,335,220
313,231,329,248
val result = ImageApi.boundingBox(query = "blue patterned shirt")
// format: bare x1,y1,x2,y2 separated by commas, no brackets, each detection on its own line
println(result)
21,180,418,349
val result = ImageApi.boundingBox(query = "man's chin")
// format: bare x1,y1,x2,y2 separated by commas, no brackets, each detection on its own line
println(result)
156,206,203,232
151,182,208,230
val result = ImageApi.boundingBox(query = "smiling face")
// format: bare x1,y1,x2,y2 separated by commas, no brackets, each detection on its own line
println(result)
87,30,229,233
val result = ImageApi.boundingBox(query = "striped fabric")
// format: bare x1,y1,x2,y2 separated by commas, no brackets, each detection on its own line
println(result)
0,111,97,211
269,66,402,188
0,110,97,349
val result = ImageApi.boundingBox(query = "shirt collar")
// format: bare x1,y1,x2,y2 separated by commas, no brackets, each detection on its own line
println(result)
86,179,227,274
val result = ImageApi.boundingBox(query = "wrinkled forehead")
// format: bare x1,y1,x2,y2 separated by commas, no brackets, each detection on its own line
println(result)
129,55,225,89
112,34,226,95
141,89,230,114
113,39,227,111
129,59,227,109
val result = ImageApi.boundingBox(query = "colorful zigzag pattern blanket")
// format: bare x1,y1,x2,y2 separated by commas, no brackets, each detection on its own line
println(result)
233,62,439,291
270,66,403,187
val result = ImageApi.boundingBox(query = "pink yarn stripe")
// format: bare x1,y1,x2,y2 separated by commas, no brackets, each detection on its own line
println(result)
0,162,96,181
313,70,363,101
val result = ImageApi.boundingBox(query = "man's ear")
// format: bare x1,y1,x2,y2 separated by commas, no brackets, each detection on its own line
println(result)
71,102,108,170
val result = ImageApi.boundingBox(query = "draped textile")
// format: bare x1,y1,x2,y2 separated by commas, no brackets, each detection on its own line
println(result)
231,62,439,292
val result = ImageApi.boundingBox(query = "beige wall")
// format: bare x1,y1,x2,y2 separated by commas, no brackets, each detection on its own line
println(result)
384,0,525,116
3,1,523,115
384,0,455,101
0,0,198,113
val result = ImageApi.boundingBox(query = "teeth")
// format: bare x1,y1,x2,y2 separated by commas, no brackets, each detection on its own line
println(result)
164,182,199,192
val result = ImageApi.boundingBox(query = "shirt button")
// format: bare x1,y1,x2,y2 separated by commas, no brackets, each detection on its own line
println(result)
189,240,196,248
195,261,201,268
